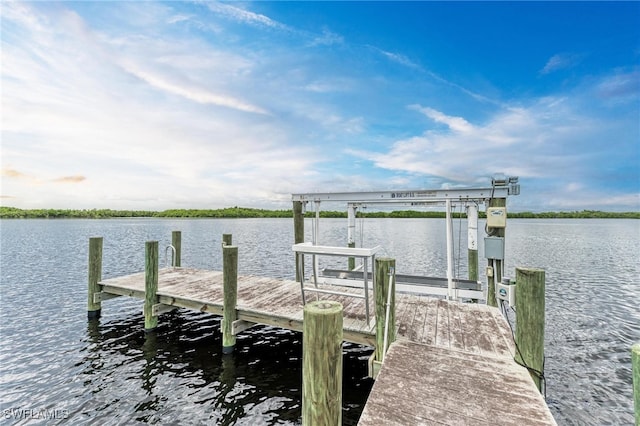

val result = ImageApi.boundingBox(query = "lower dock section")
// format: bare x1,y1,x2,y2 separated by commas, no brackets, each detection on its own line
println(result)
358,341,556,425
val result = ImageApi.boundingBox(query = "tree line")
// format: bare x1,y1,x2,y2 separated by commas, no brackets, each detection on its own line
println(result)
0,206,637,219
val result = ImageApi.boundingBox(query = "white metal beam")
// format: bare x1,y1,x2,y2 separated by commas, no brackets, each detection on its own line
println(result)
292,186,510,203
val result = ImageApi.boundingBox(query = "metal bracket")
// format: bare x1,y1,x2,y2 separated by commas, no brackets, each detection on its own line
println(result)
232,319,257,336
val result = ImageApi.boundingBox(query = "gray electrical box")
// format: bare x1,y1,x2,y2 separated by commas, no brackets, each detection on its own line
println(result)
484,237,505,260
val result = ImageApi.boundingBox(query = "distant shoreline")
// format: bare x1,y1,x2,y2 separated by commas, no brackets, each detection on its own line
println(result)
1,206,638,219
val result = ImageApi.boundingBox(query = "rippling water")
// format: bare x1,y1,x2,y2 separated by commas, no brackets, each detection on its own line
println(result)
0,218,638,424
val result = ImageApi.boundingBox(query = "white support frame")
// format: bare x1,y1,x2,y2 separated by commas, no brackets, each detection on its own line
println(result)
292,178,519,303
293,242,381,324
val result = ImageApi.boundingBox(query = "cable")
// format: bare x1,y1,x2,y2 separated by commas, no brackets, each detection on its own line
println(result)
500,299,547,400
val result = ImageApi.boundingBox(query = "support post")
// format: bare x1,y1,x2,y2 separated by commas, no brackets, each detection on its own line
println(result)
374,258,396,363
347,204,357,270
467,204,478,282
487,197,506,307
87,237,103,319
222,245,238,354
293,201,304,281
487,259,496,306
515,267,545,392
633,342,640,426
171,231,181,267
302,300,343,426
222,233,232,246
445,199,455,300
144,241,159,332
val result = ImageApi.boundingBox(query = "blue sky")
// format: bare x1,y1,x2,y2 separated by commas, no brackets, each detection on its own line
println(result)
1,1,638,211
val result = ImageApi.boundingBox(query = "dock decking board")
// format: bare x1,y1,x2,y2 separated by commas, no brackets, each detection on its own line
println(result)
358,341,557,426
97,267,554,424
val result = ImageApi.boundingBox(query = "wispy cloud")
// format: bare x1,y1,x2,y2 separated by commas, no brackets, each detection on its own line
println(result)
596,70,640,101
2,168,29,179
121,61,269,114
376,48,421,69
53,176,86,183
540,52,584,74
409,105,474,133
310,28,344,46
205,2,290,31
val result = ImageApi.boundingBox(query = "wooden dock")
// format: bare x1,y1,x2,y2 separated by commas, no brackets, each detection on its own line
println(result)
358,341,556,425
99,267,514,354
96,266,555,425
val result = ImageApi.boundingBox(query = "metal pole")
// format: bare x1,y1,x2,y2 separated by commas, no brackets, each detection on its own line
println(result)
445,199,454,300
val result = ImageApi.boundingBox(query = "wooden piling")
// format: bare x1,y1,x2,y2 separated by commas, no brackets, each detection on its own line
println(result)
302,300,343,426
293,201,304,281
87,237,103,319
144,241,159,332
375,258,396,362
222,245,238,354
222,233,232,246
487,259,497,307
515,267,545,392
171,231,181,267
633,342,640,426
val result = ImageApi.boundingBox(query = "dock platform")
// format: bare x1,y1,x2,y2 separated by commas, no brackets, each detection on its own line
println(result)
96,267,555,425
99,267,515,355
358,341,556,425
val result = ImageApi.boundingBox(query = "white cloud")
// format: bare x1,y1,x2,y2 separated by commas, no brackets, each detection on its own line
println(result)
595,70,640,101
310,28,344,46
349,100,596,183
377,48,421,69
409,105,474,133
540,52,584,74
120,61,268,114
0,2,323,209
205,2,290,31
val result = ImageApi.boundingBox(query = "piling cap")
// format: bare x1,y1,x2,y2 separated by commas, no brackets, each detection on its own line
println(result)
304,300,343,316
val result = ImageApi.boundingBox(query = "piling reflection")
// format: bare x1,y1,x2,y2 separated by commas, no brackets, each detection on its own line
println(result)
78,310,374,424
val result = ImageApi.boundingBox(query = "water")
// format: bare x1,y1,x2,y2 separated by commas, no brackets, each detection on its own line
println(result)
0,218,638,425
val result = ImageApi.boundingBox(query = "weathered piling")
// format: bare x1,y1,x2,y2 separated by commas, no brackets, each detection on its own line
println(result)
87,237,103,319
375,258,396,363
302,300,343,426
293,201,304,281
222,245,238,354
633,342,640,426
515,267,545,392
222,233,232,246
171,231,181,267
144,241,159,332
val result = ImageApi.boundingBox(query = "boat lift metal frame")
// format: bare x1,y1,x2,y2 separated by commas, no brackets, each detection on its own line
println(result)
291,176,520,301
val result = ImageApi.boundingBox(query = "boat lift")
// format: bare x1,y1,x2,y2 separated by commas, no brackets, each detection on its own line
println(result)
292,175,520,302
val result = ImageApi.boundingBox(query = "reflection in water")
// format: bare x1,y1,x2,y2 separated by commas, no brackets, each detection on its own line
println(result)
78,310,372,425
